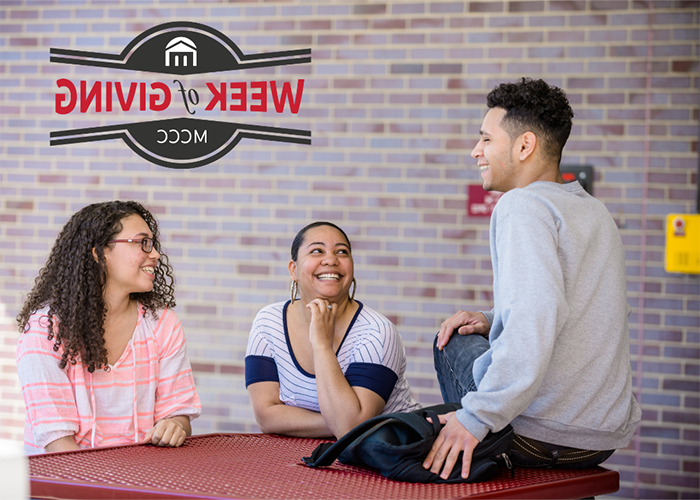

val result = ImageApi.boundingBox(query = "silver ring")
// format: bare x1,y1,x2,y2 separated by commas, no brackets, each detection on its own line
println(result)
327,304,332,310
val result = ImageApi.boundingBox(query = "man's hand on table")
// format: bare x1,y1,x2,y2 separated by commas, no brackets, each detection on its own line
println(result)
423,412,480,480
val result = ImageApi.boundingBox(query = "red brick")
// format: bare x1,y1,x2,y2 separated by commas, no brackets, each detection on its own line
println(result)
430,33,463,44
509,1,544,12
38,175,67,183
449,17,486,28
549,30,585,42
550,1,587,10
659,473,699,489
354,4,386,15
588,94,625,105
220,365,245,375
353,34,384,45
470,2,503,12
10,37,38,46
5,201,33,210
403,287,436,298
422,273,457,284
374,19,406,30
240,237,271,246
411,18,445,29
10,10,40,19
333,79,365,89
392,34,424,44
428,63,462,74
591,0,627,9
238,265,269,275
186,304,219,317
367,256,399,266
264,21,295,30
300,20,331,30
279,35,313,46
191,363,216,373
662,411,700,425
508,32,544,43
430,2,463,14
570,14,608,26
392,3,424,14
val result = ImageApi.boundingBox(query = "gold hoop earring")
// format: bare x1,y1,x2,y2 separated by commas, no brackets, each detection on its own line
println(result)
350,278,356,301
290,280,299,304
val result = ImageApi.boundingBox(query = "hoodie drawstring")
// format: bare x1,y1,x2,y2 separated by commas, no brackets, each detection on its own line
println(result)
133,360,138,444
89,371,96,448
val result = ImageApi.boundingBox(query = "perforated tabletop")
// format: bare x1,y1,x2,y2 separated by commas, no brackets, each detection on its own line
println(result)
29,433,619,500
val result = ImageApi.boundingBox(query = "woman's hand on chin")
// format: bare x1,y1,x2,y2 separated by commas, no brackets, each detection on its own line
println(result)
306,298,336,350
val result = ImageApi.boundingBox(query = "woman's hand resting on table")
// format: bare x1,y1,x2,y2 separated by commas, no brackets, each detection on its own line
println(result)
144,415,191,447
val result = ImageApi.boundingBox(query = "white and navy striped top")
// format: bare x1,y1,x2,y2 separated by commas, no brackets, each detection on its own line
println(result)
245,300,420,414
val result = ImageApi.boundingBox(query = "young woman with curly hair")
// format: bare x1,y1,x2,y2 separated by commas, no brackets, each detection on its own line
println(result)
16,200,201,454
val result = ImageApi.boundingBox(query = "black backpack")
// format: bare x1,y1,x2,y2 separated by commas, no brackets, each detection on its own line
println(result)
303,403,514,483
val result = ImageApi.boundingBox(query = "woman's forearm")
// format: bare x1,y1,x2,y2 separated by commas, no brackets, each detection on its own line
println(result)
256,403,333,438
44,435,80,453
313,346,383,438
248,382,334,438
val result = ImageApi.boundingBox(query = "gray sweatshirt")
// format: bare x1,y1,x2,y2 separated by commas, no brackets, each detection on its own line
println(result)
457,181,641,451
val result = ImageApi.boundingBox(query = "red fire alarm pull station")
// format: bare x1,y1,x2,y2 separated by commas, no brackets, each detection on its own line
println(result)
560,165,594,195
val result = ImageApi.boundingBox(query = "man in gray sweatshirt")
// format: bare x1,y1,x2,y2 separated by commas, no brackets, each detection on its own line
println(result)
423,78,641,480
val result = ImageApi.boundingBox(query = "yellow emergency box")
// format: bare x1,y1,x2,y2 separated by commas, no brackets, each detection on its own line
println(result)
665,214,700,274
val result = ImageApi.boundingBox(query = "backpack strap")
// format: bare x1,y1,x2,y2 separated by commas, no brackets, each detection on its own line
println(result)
302,410,441,468
302,414,391,467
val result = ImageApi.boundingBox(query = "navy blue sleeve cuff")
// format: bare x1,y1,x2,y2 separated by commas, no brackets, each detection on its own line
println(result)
345,362,398,403
245,355,279,387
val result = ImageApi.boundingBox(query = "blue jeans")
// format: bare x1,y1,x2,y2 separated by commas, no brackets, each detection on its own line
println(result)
433,331,614,469
433,332,489,403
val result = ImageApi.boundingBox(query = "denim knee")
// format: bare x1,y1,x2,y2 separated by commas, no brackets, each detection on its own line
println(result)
433,332,490,404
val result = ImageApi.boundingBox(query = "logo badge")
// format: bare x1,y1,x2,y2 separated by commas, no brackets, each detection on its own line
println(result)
50,22,312,169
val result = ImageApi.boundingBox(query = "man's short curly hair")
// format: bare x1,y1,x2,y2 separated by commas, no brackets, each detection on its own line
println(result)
487,78,574,163
17,200,176,373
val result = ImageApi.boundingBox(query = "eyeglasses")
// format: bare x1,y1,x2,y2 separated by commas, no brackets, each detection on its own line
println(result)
107,237,161,253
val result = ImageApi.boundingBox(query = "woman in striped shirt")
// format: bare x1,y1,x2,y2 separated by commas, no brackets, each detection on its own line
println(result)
16,201,201,454
245,221,420,439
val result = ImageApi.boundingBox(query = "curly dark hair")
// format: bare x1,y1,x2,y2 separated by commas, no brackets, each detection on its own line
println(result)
487,78,574,164
17,200,176,373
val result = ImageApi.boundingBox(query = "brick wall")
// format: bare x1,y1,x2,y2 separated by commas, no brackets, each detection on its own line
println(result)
0,1,698,498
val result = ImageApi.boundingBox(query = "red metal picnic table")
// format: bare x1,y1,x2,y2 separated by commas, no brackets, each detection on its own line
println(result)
28,433,619,499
